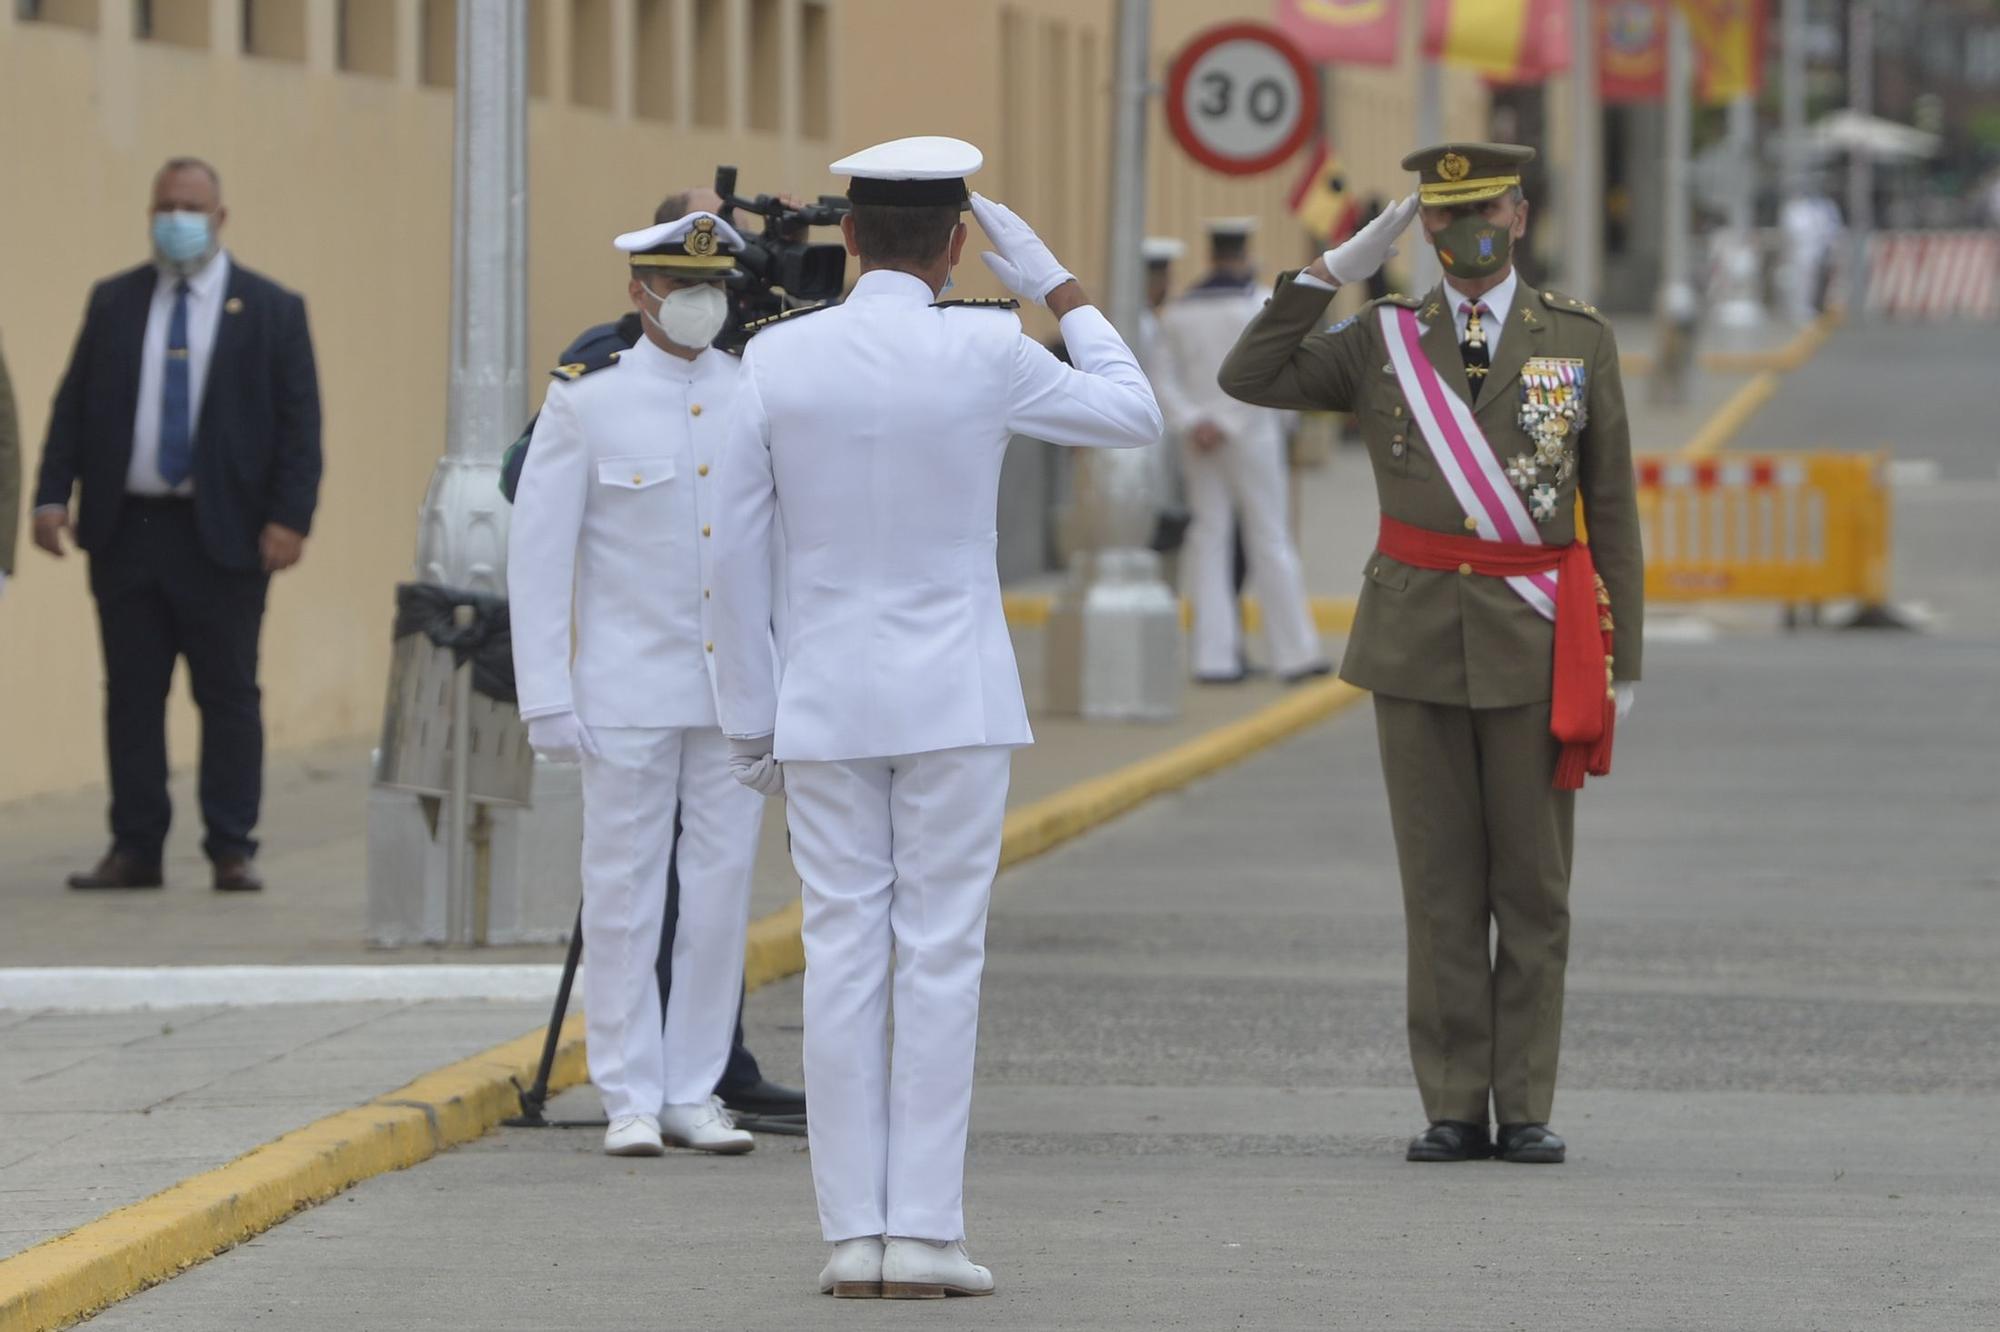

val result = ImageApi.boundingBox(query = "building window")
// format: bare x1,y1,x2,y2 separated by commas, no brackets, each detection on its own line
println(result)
16,0,99,32
337,0,396,77
691,0,728,129
747,0,779,132
570,0,612,111
800,1,830,139
635,0,676,124
242,0,307,62
134,0,210,48
421,0,455,88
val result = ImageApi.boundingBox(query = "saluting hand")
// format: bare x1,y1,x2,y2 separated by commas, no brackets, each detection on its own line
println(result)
969,193,1077,306
1311,193,1421,288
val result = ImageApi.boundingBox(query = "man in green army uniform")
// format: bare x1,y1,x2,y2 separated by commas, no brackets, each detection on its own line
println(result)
1220,143,1644,1165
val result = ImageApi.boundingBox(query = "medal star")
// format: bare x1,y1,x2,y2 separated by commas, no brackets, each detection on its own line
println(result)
1530,483,1560,522
1506,453,1538,490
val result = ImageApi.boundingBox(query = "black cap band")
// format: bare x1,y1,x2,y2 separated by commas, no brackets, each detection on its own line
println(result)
846,176,969,207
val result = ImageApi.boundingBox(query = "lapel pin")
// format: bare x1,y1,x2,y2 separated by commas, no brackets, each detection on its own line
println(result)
225,297,244,314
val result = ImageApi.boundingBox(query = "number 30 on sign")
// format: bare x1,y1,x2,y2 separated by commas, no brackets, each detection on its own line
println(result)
1166,23,1319,177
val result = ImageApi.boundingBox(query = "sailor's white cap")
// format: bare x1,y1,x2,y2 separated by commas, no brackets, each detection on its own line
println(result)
830,136,984,207
1142,236,1187,264
613,211,746,274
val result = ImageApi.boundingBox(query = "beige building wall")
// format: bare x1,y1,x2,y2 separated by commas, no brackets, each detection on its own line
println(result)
0,0,1479,806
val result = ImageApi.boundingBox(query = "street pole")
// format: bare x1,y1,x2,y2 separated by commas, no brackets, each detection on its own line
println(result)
1662,5,1693,311
1410,58,1443,294
368,0,532,948
1846,0,1874,319
1779,0,1811,321
1043,0,1182,721
1565,0,1602,300
1714,91,1767,328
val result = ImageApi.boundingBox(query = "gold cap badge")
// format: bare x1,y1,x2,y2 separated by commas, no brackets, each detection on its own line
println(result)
1437,152,1470,183
686,217,718,259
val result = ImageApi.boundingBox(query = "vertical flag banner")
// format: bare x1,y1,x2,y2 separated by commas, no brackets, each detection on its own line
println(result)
1274,0,1400,67
1679,0,1765,103
1289,139,1362,245
1423,0,1569,82
1600,0,1668,102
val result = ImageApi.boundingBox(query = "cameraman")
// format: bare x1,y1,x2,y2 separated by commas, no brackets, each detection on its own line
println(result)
527,186,807,1133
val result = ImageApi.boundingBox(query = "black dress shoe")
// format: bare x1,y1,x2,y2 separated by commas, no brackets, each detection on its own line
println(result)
1406,1120,1492,1162
1280,662,1334,686
213,856,265,893
720,1077,806,1119
67,852,164,891
1496,1123,1566,1164
1194,671,1248,686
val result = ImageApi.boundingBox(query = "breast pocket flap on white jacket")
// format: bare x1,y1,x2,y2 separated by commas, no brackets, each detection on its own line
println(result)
597,457,676,491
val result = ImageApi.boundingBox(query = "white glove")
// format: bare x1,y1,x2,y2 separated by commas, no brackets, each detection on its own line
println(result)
1322,193,1421,288
728,735,784,798
527,710,599,764
1614,684,1637,723
970,193,1076,305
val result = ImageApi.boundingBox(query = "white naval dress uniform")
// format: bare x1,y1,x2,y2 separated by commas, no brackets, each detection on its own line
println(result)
507,334,765,1122
710,269,1161,1242
1152,275,1322,677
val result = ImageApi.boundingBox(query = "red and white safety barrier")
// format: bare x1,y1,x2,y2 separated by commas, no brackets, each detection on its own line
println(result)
1635,458,1809,491
1830,231,2000,321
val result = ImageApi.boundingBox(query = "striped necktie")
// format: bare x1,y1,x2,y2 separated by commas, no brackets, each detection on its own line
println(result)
158,279,193,486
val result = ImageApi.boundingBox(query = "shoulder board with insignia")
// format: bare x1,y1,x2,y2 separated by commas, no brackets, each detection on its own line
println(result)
931,297,1021,311
742,302,830,336
549,348,621,382
1540,289,1605,322
1369,292,1425,310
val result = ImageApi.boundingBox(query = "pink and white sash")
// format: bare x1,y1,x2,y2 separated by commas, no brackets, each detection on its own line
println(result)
1378,304,1558,621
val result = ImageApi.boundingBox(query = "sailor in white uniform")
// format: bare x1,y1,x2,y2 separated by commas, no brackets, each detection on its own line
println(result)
1150,217,1328,683
709,137,1162,1300
508,213,765,1159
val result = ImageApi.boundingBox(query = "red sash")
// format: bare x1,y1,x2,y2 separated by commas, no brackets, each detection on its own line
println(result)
1376,514,1616,790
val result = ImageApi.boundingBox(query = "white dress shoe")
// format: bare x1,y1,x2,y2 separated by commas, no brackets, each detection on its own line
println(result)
658,1096,755,1154
819,1236,885,1298
602,1114,664,1157
881,1238,994,1299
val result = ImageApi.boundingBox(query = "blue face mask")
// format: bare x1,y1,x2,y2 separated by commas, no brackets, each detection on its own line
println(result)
151,211,214,267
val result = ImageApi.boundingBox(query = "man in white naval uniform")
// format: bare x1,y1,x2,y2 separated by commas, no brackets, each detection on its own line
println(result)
710,137,1161,1299
508,212,763,1159
1151,218,1328,684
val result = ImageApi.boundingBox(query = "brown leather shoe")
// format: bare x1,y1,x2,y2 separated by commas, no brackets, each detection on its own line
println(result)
212,856,264,893
67,852,164,891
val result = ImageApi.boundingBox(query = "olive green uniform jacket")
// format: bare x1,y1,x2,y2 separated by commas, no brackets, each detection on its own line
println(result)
0,336,19,577
1218,274,1644,705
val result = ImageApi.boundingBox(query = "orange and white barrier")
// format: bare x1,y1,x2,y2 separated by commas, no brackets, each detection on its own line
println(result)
1830,232,2000,321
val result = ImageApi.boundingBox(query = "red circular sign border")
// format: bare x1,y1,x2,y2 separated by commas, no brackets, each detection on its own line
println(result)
1165,22,1320,178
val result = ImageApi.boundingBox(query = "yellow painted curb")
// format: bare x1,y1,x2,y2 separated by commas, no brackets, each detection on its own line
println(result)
1622,311,1840,379
0,1017,588,1332
1,676,1369,1331
1678,370,1780,460
1004,593,1356,636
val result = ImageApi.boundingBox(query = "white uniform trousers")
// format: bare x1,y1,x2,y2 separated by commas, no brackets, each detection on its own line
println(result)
783,745,1013,1243
1182,431,1321,678
579,725,763,1119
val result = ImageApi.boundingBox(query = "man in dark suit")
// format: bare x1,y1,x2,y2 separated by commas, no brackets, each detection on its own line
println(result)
32,156,322,893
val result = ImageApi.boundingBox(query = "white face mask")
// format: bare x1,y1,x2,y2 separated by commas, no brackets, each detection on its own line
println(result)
640,281,730,350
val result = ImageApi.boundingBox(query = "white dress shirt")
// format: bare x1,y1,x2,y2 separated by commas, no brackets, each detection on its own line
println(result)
127,251,232,497
1440,268,1518,363
709,269,1162,762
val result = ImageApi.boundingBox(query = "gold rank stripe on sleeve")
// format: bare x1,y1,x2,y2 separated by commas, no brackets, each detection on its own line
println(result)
741,302,831,336
931,297,1021,311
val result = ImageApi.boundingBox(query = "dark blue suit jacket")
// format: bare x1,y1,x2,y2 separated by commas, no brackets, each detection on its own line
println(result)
35,259,322,572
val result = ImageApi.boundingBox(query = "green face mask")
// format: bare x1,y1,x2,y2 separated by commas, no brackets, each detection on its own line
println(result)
1431,212,1514,280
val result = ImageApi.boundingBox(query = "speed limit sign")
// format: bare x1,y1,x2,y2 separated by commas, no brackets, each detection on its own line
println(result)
1165,23,1319,177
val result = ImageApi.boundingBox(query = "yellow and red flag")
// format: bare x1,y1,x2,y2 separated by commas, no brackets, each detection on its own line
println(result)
1599,0,1668,102
1679,0,1765,103
1423,0,1571,83
1273,0,1401,67
1288,139,1361,246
